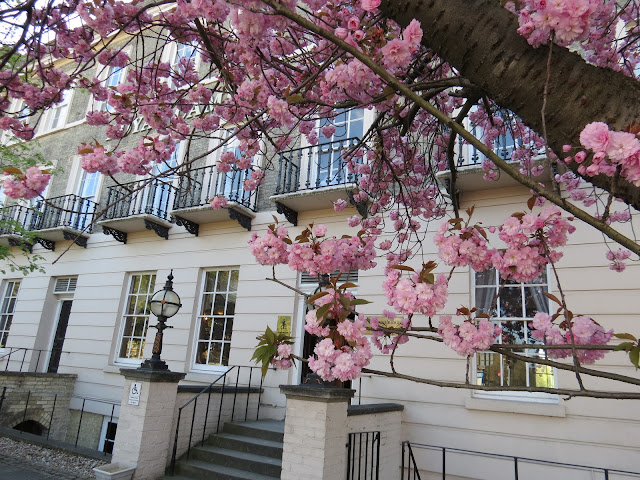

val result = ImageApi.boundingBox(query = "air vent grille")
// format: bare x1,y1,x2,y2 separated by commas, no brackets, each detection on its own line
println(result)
54,277,77,293
300,270,358,285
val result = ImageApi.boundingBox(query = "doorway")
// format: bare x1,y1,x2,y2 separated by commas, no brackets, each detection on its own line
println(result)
47,300,72,373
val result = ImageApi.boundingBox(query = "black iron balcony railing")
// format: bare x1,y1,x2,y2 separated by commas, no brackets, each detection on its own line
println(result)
0,205,35,235
456,125,517,168
103,178,176,221
32,194,97,233
174,165,258,211
275,137,361,194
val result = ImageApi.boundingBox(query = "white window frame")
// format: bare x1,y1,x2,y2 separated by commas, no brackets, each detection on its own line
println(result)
191,268,240,373
39,89,72,134
115,273,157,365
0,280,21,349
88,48,131,113
162,40,200,89
98,415,118,454
472,267,557,403
1,98,27,145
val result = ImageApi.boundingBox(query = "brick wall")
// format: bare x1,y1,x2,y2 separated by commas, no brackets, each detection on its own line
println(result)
0,372,76,441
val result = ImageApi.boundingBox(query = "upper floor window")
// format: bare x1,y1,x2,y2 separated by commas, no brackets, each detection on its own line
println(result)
474,268,556,398
194,269,239,369
117,273,156,362
0,280,21,348
100,65,125,112
41,90,71,133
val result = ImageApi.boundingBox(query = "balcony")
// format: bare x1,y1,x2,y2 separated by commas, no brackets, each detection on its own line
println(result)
271,137,362,224
98,179,176,243
30,195,98,250
0,205,35,248
439,127,550,193
171,165,257,234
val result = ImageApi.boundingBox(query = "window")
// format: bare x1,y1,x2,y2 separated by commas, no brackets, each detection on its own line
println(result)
117,273,156,362
474,269,556,394
41,90,71,132
0,280,20,348
194,269,239,368
100,65,125,112
98,417,118,454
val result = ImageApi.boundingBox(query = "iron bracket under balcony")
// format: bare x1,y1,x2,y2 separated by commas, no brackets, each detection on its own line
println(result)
170,203,256,234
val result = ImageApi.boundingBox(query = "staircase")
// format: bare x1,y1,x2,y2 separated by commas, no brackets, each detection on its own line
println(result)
163,419,284,480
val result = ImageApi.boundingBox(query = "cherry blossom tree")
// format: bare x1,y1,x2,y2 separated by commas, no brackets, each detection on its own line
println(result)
1,0,640,398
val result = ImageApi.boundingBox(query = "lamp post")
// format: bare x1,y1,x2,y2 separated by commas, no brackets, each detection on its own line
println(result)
140,271,182,371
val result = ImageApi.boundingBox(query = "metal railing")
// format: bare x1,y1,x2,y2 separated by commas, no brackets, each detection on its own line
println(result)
174,165,258,211
0,386,120,453
275,137,361,194
170,365,264,473
0,205,35,235
103,178,176,221
402,441,640,479
32,194,97,232
0,347,69,373
456,126,516,168
347,431,380,480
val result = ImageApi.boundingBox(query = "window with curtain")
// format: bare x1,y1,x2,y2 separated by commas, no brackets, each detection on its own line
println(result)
0,280,20,348
474,268,555,391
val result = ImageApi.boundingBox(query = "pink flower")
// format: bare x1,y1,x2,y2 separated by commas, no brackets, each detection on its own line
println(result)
277,344,292,358
347,215,360,227
334,27,348,39
403,19,423,46
361,0,380,11
347,16,360,30
210,195,228,210
314,225,327,237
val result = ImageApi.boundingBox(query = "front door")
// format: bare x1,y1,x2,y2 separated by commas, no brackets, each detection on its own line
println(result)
47,300,72,373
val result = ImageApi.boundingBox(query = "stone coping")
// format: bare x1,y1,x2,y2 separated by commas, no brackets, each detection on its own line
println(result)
0,372,77,379
347,403,404,416
280,384,355,402
0,427,111,461
119,368,186,382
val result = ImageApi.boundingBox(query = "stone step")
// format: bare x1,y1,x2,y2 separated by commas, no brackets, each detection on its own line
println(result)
222,420,284,444
189,445,282,478
174,459,281,480
206,432,283,459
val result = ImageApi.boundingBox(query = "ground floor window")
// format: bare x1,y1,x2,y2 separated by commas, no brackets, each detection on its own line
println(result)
0,280,20,348
194,269,239,367
117,273,156,361
474,269,555,391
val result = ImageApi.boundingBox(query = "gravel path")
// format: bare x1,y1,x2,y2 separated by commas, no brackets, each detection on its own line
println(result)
0,437,107,479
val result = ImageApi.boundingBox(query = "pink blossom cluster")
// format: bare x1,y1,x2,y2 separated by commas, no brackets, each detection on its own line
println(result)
271,343,293,370
514,0,612,48
369,314,410,354
529,312,613,364
434,222,493,272
249,225,290,266
383,268,448,317
606,248,632,272
210,195,228,210
2,167,51,200
308,323,372,382
438,316,501,357
565,122,640,186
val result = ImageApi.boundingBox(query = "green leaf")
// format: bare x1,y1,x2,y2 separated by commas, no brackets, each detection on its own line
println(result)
315,304,331,320
307,291,329,304
614,333,638,342
339,296,351,308
630,346,640,369
613,342,633,352
350,298,371,306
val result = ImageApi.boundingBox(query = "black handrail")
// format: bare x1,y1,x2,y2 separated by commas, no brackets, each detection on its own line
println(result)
173,165,258,211
0,385,120,453
0,347,70,373
170,365,264,474
103,178,176,221
402,441,640,479
456,125,520,168
32,194,98,232
275,137,362,194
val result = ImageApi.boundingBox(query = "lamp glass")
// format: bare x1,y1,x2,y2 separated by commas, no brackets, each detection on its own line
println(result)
150,289,181,318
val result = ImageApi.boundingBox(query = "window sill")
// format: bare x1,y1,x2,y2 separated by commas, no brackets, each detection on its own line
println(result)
465,396,566,417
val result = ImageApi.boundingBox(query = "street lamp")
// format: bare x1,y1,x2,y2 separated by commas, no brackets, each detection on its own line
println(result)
140,271,182,370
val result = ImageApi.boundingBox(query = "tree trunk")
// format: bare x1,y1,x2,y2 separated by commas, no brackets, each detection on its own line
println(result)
382,0,640,210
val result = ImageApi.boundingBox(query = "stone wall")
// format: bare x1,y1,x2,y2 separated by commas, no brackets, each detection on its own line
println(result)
0,372,76,441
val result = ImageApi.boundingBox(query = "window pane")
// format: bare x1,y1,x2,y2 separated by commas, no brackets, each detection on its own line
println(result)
118,274,155,360
502,357,528,387
476,352,501,387
475,269,496,286
524,286,549,316
216,271,229,291
226,294,236,315
501,321,525,345
0,280,20,348
499,287,522,318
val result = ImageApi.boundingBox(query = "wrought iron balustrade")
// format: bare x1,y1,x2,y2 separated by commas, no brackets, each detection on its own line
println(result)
275,137,362,194
174,165,258,211
455,124,526,168
103,178,176,221
0,347,70,373
402,441,640,480
0,205,35,235
347,431,381,480
32,194,97,232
